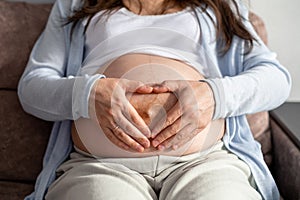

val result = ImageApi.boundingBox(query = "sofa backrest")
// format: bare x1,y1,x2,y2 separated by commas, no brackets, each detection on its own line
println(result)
0,1,53,182
6,0,55,3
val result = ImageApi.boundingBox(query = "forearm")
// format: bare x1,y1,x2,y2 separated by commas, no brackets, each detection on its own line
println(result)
18,69,104,121
17,0,106,121
207,63,291,119
207,3,292,119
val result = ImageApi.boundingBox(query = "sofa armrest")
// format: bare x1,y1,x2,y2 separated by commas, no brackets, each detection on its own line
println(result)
270,103,300,200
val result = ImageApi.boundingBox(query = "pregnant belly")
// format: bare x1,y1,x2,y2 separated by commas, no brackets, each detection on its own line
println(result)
72,53,225,157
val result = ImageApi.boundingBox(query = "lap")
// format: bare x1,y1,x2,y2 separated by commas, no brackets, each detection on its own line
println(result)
45,153,157,200
45,143,261,200
159,145,262,200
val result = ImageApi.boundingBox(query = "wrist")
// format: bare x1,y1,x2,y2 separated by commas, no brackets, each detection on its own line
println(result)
85,75,106,119
199,79,224,120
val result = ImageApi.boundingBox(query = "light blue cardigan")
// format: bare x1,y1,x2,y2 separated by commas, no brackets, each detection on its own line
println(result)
18,0,291,199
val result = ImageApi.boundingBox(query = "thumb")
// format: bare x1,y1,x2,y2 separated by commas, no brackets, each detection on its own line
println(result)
152,80,178,93
123,79,153,93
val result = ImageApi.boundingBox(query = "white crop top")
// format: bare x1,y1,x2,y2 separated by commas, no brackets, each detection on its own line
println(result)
81,7,209,76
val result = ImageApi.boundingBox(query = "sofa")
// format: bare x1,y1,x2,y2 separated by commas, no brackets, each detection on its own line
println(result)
0,1,299,200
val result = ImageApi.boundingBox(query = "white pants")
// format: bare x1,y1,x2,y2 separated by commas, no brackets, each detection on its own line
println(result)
45,141,262,200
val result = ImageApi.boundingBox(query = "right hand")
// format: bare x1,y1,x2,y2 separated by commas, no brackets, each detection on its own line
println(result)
89,78,153,152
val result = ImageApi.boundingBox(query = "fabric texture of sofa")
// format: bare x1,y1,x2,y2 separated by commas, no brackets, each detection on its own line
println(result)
0,1,299,200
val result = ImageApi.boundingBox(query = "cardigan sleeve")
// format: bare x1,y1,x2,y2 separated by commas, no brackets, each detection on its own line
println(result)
205,2,292,119
18,0,105,121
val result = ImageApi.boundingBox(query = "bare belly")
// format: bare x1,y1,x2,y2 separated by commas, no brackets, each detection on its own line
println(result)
72,54,225,157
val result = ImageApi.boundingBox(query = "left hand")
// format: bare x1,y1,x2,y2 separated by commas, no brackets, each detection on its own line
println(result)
150,80,215,150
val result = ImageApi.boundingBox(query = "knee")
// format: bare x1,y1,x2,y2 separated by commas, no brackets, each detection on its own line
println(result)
46,170,155,200
166,178,262,200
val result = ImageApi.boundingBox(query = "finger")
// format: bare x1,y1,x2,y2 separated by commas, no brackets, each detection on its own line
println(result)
126,101,152,139
152,80,179,93
168,124,200,150
151,101,182,136
135,85,153,93
142,82,170,92
117,109,151,148
122,79,152,93
152,117,182,148
156,135,175,151
104,127,130,151
111,86,151,138
112,125,146,152
152,85,170,93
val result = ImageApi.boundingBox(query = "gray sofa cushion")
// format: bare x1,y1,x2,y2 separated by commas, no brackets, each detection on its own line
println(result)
0,1,53,182
0,1,52,89
0,91,52,181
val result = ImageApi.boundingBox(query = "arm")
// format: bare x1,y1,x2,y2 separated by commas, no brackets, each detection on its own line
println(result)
206,4,291,120
148,4,291,150
17,0,104,121
18,1,151,151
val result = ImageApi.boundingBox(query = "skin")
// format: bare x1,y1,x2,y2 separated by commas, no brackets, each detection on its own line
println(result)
88,0,216,152
122,0,183,15
89,70,215,153
150,80,215,150
89,78,154,152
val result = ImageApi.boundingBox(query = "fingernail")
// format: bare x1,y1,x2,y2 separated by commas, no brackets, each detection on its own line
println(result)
151,129,158,137
152,140,159,147
143,128,151,138
172,145,178,150
137,145,144,152
143,140,150,148
158,145,165,151
151,134,157,139
143,85,153,91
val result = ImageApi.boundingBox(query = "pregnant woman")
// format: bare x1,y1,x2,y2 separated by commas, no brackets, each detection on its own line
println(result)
18,0,291,200
73,53,225,157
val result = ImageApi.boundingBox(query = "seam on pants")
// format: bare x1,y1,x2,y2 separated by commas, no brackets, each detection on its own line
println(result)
153,155,160,191
154,155,160,176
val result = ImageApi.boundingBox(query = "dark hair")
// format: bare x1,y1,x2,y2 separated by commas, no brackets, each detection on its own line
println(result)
68,0,255,53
